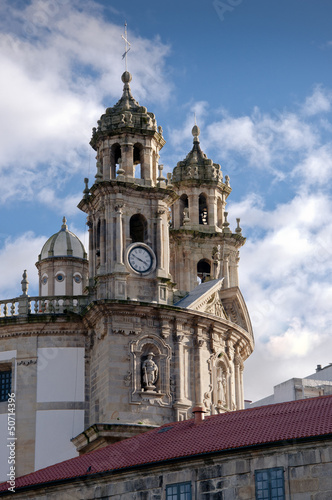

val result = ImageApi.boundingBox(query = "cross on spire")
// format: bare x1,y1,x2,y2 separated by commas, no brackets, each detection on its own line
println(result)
121,22,131,71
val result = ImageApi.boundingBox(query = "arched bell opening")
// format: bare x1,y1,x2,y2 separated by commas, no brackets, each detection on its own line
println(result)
197,259,211,284
180,194,189,226
199,193,208,225
133,143,144,179
110,143,121,178
130,214,148,243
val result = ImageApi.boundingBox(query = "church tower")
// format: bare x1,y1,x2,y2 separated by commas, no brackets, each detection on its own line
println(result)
72,72,254,454
78,71,177,306
170,124,245,295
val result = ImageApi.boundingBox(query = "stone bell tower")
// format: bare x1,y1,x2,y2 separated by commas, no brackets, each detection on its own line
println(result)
73,71,253,455
170,124,246,295
79,71,177,305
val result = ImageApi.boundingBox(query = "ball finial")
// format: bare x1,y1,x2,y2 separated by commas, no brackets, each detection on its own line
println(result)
121,71,132,84
192,124,200,138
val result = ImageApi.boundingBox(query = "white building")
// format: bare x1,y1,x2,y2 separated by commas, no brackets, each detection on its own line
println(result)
250,363,332,407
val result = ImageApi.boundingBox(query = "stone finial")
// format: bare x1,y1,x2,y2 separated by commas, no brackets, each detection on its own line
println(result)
116,158,125,176
21,270,29,297
121,71,132,84
235,218,242,235
61,217,68,230
95,160,103,183
225,175,230,187
192,124,200,141
84,178,89,199
166,172,173,188
157,164,166,186
222,212,232,234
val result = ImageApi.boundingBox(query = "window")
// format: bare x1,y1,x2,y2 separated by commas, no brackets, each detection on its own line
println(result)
0,368,12,402
197,259,211,283
166,482,191,500
255,468,285,500
130,214,148,243
199,193,208,225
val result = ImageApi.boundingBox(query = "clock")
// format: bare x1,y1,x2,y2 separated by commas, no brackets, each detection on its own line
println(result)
127,244,155,275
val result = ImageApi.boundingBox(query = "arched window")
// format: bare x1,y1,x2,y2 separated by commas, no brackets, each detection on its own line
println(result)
199,194,208,225
110,143,121,178
133,143,143,179
130,214,148,242
197,259,211,283
180,194,189,226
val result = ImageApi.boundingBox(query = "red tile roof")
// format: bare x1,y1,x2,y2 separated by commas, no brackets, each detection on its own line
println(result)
1,395,332,494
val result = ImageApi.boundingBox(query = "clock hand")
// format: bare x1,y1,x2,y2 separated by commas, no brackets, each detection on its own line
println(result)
134,255,149,264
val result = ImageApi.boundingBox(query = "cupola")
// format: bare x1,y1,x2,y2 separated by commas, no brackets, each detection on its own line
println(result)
36,217,88,297
89,71,165,184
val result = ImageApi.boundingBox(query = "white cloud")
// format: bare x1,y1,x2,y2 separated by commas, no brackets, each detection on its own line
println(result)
0,232,45,299
236,190,332,400
0,0,172,207
293,144,332,185
302,85,332,116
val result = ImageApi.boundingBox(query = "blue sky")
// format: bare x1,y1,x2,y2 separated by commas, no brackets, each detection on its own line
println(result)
1,0,332,401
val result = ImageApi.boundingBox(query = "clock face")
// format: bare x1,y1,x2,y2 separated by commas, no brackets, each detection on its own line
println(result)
128,245,153,274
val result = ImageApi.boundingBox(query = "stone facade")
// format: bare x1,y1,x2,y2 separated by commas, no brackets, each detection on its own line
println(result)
0,70,253,479
3,439,331,499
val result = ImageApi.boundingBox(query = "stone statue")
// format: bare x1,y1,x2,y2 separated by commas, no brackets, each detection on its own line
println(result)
217,372,226,406
142,353,158,391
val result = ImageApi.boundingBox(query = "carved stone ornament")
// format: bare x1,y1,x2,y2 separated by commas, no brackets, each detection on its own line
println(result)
124,371,132,387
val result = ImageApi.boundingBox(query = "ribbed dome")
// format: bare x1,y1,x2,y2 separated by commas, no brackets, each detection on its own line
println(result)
38,217,87,261
90,72,162,151
172,123,224,185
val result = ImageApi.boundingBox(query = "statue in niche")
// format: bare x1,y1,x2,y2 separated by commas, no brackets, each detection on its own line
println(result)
217,372,226,406
142,353,158,391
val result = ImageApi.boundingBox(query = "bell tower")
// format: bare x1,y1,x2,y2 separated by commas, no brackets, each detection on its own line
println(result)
73,68,253,455
170,124,246,295
79,71,177,305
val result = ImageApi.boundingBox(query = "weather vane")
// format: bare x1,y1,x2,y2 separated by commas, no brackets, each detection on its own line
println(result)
121,22,131,71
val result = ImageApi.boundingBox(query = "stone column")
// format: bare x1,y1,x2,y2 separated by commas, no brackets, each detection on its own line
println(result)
188,193,199,225
223,255,230,288
208,194,217,227
183,249,191,292
16,339,38,478
99,216,106,272
87,219,94,281
122,143,134,177
114,203,124,269
235,347,244,410
227,339,236,410
156,208,166,275
173,200,181,229
102,148,110,180
174,333,185,403
194,325,205,408
142,146,152,181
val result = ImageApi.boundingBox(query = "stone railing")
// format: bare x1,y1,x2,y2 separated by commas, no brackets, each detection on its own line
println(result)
0,295,89,318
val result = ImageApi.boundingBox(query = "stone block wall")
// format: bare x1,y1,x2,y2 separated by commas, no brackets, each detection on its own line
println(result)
5,440,332,499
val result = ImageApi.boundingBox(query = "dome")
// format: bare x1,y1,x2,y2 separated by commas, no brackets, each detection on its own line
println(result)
90,72,162,151
172,123,223,185
38,217,87,262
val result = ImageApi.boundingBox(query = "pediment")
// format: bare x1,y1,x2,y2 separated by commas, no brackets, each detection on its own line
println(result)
175,280,253,338
174,279,226,319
